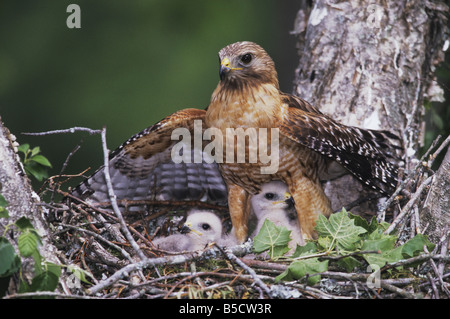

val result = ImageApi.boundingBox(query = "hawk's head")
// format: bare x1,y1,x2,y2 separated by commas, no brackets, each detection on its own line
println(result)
217,41,279,90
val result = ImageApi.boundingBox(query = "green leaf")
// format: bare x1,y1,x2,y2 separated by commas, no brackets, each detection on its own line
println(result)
315,209,367,251
30,154,52,167
361,236,396,252
30,270,59,295
292,241,317,258
24,163,49,181
0,207,9,219
45,262,61,279
349,213,378,234
317,236,333,250
18,229,40,257
364,246,403,269
253,219,291,258
0,194,9,218
17,143,30,154
15,217,34,231
361,234,399,268
276,258,328,286
0,237,21,277
401,234,435,259
32,250,44,276
68,265,93,285
30,146,41,157
0,194,8,207
18,278,31,294
337,256,362,272
27,262,61,296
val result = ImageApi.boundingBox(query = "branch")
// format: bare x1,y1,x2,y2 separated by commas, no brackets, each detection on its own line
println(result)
22,127,102,136
58,223,133,262
384,176,433,235
381,253,450,272
3,291,100,300
87,242,252,295
100,127,147,261
217,244,272,298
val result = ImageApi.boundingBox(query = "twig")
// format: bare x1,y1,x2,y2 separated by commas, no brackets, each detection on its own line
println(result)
22,127,102,136
378,134,444,217
426,272,440,299
428,134,450,168
3,291,99,299
216,244,272,298
420,134,442,164
319,250,381,261
379,281,421,299
100,127,146,261
384,176,433,235
381,253,450,272
87,243,251,295
50,142,83,203
423,245,450,298
59,223,133,262
239,259,288,272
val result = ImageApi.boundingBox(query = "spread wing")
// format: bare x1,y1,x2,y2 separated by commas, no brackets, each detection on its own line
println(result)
72,108,228,210
278,93,400,194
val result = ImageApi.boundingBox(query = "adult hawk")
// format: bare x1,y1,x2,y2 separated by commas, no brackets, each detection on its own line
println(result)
73,41,399,243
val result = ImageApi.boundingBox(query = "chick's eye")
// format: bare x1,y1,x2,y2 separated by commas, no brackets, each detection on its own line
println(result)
264,193,275,200
240,53,252,64
202,223,211,230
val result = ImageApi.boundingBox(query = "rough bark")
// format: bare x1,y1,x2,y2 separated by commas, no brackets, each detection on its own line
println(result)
422,146,450,243
292,0,448,217
0,117,60,293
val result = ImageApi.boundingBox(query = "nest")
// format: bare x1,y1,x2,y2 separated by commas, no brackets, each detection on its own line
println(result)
11,130,449,300
44,155,449,300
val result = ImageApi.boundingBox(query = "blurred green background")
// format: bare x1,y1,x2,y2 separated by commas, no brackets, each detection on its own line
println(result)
0,0,299,187
0,1,449,192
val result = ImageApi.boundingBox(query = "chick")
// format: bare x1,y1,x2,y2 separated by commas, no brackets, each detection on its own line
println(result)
152,210,237,252
250,181,305,251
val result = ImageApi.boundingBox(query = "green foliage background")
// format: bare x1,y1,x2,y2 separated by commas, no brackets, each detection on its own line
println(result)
0,1,449,190
0,0,299,185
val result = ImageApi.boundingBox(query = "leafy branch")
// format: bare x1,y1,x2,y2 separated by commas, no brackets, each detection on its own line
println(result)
17,144,52,181
252,208,436,287
0,194,76,298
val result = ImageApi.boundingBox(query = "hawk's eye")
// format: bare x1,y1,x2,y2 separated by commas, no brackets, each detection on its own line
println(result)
201,223,211,231
264,193,275,200
240,53,253,65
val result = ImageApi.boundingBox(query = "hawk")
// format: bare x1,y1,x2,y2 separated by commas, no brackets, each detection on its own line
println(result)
72,41,399,244
73,108,229,210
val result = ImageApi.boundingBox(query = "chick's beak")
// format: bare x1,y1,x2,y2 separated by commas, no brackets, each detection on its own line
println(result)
180,223,191,234
180,222,203,236
284,192,295,209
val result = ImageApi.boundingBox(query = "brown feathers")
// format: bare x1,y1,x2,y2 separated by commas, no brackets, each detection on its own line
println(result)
73,41,399,245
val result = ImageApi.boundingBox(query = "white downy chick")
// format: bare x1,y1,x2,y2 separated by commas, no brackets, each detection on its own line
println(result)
250,181,305,252
153,210,237,252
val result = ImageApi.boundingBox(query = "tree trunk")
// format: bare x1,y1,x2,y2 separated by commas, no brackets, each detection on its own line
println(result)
422,146,450,243
0,117,60,294
292,0,448,219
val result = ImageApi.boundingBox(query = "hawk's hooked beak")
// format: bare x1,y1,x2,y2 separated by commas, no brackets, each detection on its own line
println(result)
219,57,242,80
180,222,202,236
